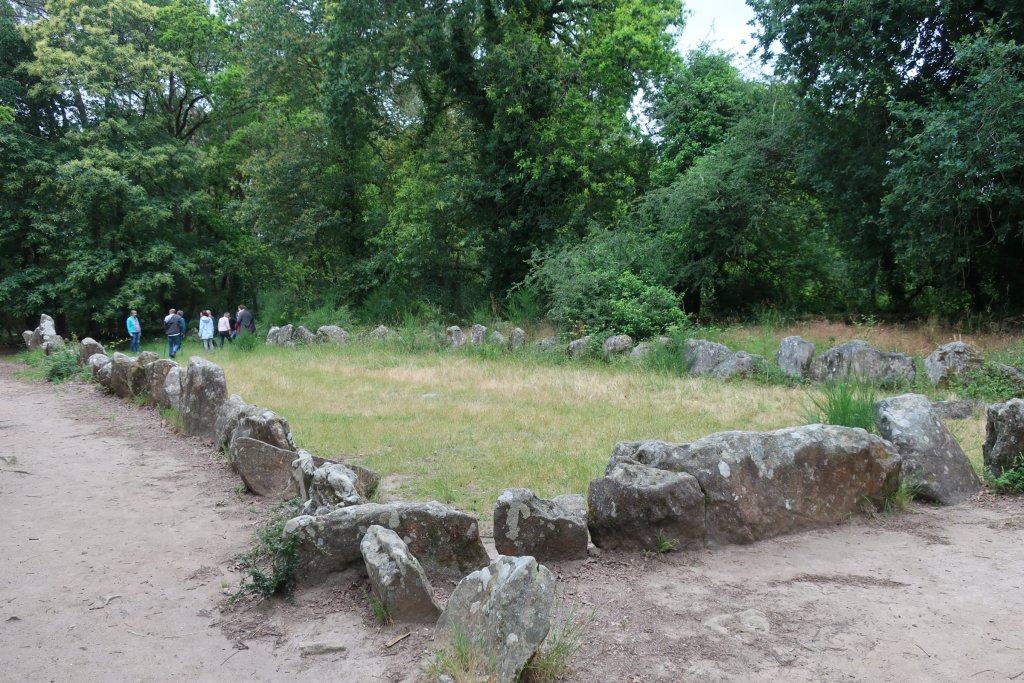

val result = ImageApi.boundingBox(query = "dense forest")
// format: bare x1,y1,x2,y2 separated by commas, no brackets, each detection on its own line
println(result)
1,0,1022,339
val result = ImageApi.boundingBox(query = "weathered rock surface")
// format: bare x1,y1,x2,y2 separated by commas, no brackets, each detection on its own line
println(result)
214,395,258,451
162,366,182,410
316,325,349,345
932,399,987,420
446,326,466,348
268,324,293,345
137,351,158,366
494,489,588,561
470,324,487,346
179,357,228,443
435,555,555,683
776,336,815,378
284,502,489,582
368,325,391,340
631,342,653,360
229,437,300,499
146,360,179,408
292,325,316,344
608,425,901,546
983,399,1024,476
603,335,633,355
711,351,764,380
489,330,507,347
567,335,592,358
684,339,733,375
535,337,558,351
109,353,146,398
924,342,982,386
299,461,365,516
875,393,981,504
42,337,66,355
292,451,380,503
96,361,113,389
230,409,294,452
266,326,281,344
588,462,705,550
26,314,62,352
509,328,526,350
810,340,916,385
361,525,441,623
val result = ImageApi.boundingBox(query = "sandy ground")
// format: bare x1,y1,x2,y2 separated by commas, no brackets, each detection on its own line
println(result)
2,363,1023,682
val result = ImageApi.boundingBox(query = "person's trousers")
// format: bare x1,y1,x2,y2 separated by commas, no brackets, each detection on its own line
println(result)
219,331,232,347
167,334,181,357
129,332,141,352
203,338,215,351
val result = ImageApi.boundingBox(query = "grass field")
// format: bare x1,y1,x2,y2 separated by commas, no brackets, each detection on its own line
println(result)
126,320,995,522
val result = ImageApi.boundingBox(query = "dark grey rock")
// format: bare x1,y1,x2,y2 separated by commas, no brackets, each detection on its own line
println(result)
924,342,982,386
229,437,300,499
603,335,633,355
109,353,146,398
292,325,316,344
983,399,1024,476
494,489,588,561
931,399,987,421
684,339,733,375
810,340,916,385
776,336,815,378
361,525,441,623
535,337,558,351
146,359,179,409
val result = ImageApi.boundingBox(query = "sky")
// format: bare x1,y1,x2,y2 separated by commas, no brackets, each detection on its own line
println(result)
676,0,768,75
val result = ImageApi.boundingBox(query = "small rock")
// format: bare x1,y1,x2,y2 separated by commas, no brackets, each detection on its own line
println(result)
316,325,349,345
494,489,588,561
983,399,1024,476
776,336,815,378
361,525,441,623
489,330,507,347
368,325,392,340
298,641,348,657
567,335,592,358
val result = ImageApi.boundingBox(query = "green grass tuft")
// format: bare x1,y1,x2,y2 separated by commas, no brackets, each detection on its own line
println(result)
803,380,878,432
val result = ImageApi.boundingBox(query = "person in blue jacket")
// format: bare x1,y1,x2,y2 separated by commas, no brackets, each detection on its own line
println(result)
198,310,215,351
126,309,141,352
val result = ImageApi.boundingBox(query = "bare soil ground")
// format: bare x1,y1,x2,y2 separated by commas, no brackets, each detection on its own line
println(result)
2,364,1022,682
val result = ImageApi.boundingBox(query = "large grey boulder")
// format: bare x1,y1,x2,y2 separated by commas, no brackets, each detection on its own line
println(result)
711,351,764,380
42,336,66,355
283,502,489,582
316,325,349,345
271,324,294,345
435,555,555,683
137,351,158,367
179,357,228,443
810,340,916,386
932,399,986,420
214,395,258,451
875,393,981,505
26,314,61,352
535,337,558,351
588,462,705,551
292,325,316,344
924,342,981,386
610,425,901,546
109,353,146,398
983,399,1024,476
470,324,487,346
361,525,441,623
230,409,294,452
567,335,593,358
509,328,527,351
162,365,182,410
776,336,815,378
446,326,466,348
146,360,179,408
88,354,111,387
229,437,300,499
37,314,56,337
368,325,392,341
603,334,633,355
684,339,733,375
265,326,280,344
494,489,588,561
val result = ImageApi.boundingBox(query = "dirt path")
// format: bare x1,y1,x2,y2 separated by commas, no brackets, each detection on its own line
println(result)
2,364,1023,682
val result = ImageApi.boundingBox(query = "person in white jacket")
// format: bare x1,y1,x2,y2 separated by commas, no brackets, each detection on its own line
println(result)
198,310,215,351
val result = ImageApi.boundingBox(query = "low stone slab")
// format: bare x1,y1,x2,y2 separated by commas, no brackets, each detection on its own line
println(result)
79,338,106,365
435,555,555,683
931,399,987,420
230,409,295,452
684,339,733,375
361,525,441,623
983,399,1024,476
229,437,300,499
603,335,633,355
179,357,228,443
284,502,489,582
368,325,391,340
567,335,592,358
293,325,316,344
316,325,349,344
146,360,179,409
711,351,764,380
810,340,916,386
776,336,814,378
109,353,146,398
875,393,981,505
299,461,365,516
292,451,380,502
494,489,588,561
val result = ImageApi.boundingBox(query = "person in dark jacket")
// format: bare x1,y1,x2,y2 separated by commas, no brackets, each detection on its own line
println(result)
235,304,256,335
164,308,184,358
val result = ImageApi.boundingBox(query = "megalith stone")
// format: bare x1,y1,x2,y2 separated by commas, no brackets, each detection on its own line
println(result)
470,324,487,346
931,399,986,421
924,342,982,386
710,351,764,380
631,342,653,360
567,335,592,358
535,338,558,351
137,351,158,366
22,330,32,348
96,361,113,389
265,326,280,344
446,326,466,348
230,409,294,452
875,393,981,504
37,314,56,337
299,461,365,515
368,325,391,340
603,335,633,355
109,352,147,398
316,325,349,344
42,337,66,355
284,502,489,582
292,325,316,344
179,357,228,443
489,330,507,347
588,461,705,551
214,394,258,450
292,450,380,503
776,336,815,378
162,365,182,410
361,525,441,623
494,489,588,561
272,324,294,345
229,437,300,499
684,339,734,375
983,399,1024,476
146,359,179,408
509,328,526,351
810,340,916,386
435,555,555,683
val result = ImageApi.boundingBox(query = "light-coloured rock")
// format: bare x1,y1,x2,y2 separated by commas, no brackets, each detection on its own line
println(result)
229,437,300,499
96,361,113,389
710,351,764,380
931,399,987,420
368,325,391,340
88,353,111,376
230,409,294,452
684,339,733,375
162,366,182,410
810,340,916,386
470,324,487,346
494,489,588,561
42,336,65,355
509,328,526,351
875,393,981,504
316,325,349,344
435,555,555,683
109,353,146,398
292,325,316,344
603,335,633,355
630,342,653,360
37,314,56,337
146,359,179,408
292,450,380,502
137,351,158,366
489,330,507,347
446,326,466,348
214,395,258,451
983,399,1024,476
265,326,280,344
179,357,228,443
361,525,441,623
22,330,32,348
299,461,365,515
567,335,592,358
270,324,294,346
535,337,558,351
776,336,815,378
284,502,489,582
924,342,982,386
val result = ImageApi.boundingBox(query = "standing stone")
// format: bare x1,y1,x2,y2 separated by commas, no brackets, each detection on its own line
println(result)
292,325,316,344
810,340,916,385
37,314,56,337
776,336,815,378
470,324,487,346
96,361,113,389
435,556,555,683
146,359,179,408
88,354,111,385
230,409,295,451
214,395,258,451
924,342,982,386
684,339,734,375
567,335,592,358
42,337,66,355
535,338,558,351
983,399,1024,476
179,357,228,443
316,325,349,344
368,325,392,340
489,330,507,347
162,365,182,410
603,335,633,355
710,351,763,380
875,393,981,504
509,327,527,351
631,342,653,360
361,525,441,623
109,353,147,398
273,324,295,345
136,350,158,366
446,326,466,348
22,331,32,348
588,462,705,551
494,489,588,561
300,461,365,515
229,437,300,499
266,326,280,344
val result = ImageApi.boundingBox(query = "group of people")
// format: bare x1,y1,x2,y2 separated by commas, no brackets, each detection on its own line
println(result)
124,305,256,358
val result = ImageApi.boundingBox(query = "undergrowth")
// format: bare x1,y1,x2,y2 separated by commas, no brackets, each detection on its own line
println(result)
803,380,878,432
234,498,302,601
987,456,1024,494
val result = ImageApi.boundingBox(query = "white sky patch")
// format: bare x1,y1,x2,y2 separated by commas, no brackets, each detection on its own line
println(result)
677,0,773,79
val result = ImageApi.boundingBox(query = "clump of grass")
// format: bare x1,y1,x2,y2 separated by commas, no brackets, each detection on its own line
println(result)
159,406,184,432
233,333,260,353
426,628,495,683
884,480,919,512
987,456,1024,494
234,498,302,601
523,606,591,683
654,534,676,554
365,589,393,625
803,380,878,432
951,362,1024,403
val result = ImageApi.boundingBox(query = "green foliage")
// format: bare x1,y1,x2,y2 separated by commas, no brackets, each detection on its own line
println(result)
235,499,302,600
803,381,878,432
233,333,259,353
950,363,1024,403
365,590,393,626
988,457,1024,494
159,406,184,432
884,480,919,513
427,628,495,683
522,606,590,683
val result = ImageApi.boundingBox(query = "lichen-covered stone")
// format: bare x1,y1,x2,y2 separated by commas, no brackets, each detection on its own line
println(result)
567,335,593,358
179,357,228,443
109,353,146,398
470,324,487,346
811,340,916,385
230,409,294,452
684,339,733,375
603,335,633,355
983,399,1024,476
79,338,106,365
316,325,349,344
361,525,441,623
776,336,815,378
509,328,526,350
924,342,981,386
446,326,466,348
494,489,588,561
229,437,300,499
146,359,179,408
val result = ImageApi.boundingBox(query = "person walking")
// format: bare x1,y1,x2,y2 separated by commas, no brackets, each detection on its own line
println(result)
217,311,233,347
164,308,183,358
199,310,215,351
235,304,256,336
126,309,142,353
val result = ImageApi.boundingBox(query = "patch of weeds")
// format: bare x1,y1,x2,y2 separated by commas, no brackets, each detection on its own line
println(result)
132,390,151,407
654,534,676,554
987,456,1024,494
951,362,1024,403
803,380,878,432
884,480,919,513
160,406,184,432
234,498,303,601
522,605,591,683
233,333,260,353
426,628,495,683
43,346,86,383
365,589,393,625
424,475,458,505
233,483,247,499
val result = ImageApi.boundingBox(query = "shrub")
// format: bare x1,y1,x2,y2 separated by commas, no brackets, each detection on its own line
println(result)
988,456,1024,494
803,381,878,432
950,362,1023,403
233,333,259,352
235,499,302,600
43,346,86,383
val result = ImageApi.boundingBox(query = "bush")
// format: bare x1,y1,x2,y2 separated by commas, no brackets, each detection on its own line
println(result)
988,456,1024,494
233,333,260,352
235,499,302,600
43,346,86,383
803,381,878,432
951,362,1024,403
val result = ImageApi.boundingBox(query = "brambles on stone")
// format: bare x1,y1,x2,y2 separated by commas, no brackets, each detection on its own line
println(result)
235,499,302,601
